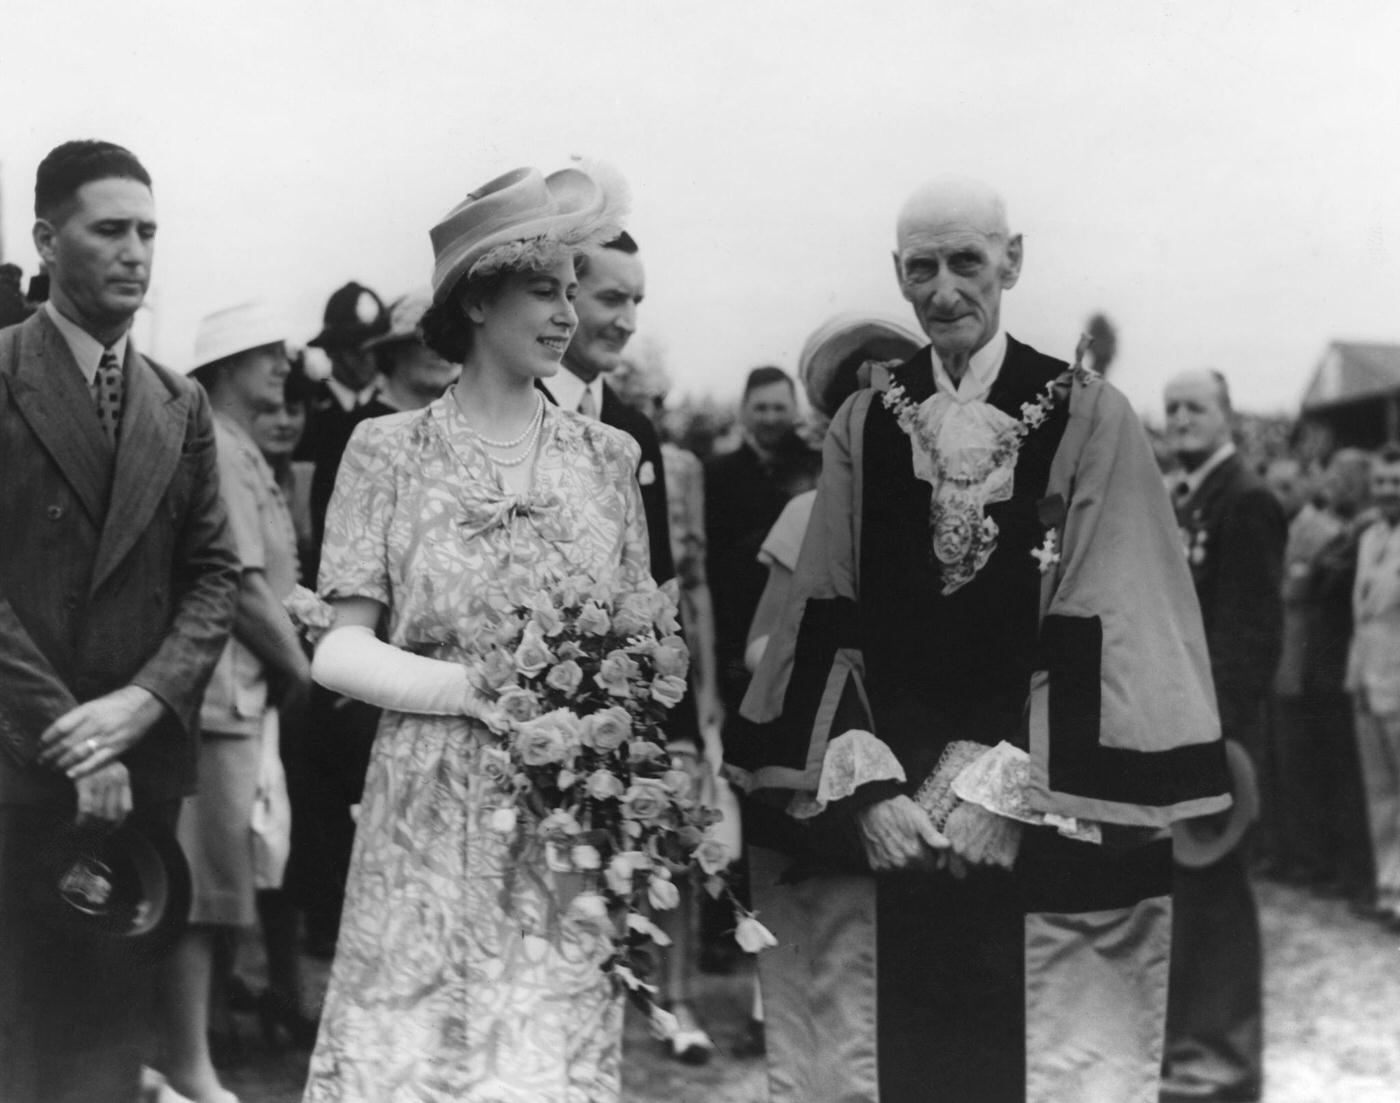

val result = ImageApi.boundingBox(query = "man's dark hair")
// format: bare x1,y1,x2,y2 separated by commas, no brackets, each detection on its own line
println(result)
742,364,796,402
34,140,152,222
576,231,639,279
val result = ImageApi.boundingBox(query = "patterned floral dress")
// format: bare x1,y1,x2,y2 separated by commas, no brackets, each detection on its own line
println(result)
303,395,650,1103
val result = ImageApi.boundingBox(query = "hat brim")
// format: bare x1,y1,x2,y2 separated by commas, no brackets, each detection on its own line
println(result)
1171,740,1258,869
799,315,923,415
37,815,191,955
430,166,627,306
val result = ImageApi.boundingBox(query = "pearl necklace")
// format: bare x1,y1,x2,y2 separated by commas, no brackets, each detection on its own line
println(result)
478,398,545,468
475,395,544,449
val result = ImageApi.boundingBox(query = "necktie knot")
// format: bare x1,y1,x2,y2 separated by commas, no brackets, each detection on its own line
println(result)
577,387,598,419
92,349,125,445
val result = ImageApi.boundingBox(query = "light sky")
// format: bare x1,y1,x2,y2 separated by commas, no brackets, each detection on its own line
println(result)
3,0,1399,417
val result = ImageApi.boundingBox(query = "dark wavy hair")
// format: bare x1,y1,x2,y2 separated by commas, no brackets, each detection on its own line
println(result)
35,140,151,222
419,267,531,365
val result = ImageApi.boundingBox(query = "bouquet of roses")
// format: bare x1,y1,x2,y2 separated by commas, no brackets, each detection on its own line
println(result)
458,574,775,1036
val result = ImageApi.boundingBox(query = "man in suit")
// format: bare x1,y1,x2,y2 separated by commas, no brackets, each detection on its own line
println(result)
548,232,674,583
0,140,239,1102
705,366,821,723
1162,368,1285,1103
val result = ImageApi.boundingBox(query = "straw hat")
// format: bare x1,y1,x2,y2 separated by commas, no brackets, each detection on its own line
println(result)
798,313,923,417
429,163,629,306
189,300,288,373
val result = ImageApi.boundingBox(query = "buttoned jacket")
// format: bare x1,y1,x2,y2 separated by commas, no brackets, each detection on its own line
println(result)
0,310,239,806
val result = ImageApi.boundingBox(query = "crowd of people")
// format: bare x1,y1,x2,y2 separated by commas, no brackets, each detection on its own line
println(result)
0,137,1393,1103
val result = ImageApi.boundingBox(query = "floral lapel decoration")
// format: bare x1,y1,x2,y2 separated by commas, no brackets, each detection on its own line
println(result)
881,335,1098,594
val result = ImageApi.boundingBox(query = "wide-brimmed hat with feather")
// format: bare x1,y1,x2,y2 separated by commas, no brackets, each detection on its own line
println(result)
429,163,629,306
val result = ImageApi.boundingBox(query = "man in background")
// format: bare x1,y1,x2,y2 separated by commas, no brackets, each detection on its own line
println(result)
299,280,393,577
0,139,239,1102
549,232,674,583
1163,368,1285,1103
705,366,820,726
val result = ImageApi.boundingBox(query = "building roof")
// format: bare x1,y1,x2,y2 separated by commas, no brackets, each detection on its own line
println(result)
1301,342,1400,411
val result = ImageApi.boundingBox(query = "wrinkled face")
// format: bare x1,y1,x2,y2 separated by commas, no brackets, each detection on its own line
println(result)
385,342,460,408
1164,375,1232,462
224,342,291,414
1371,461,1400,522
742,380,797,452
34,177,155,334
467,260,578,381
564,247,645,380
252,397,306,460
894,222,1020,360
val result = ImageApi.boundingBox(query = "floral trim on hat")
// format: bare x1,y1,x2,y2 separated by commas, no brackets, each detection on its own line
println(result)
467,158,631,282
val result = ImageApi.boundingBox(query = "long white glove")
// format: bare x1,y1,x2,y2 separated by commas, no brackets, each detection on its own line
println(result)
312,625,471,716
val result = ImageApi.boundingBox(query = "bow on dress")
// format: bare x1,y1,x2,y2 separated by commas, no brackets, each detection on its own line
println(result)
457,487,574,545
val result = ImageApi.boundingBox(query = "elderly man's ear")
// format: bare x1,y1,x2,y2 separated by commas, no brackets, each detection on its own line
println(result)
1000,234,1024,289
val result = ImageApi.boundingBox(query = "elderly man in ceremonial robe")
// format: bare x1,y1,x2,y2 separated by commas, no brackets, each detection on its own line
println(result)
731,177,1232,1103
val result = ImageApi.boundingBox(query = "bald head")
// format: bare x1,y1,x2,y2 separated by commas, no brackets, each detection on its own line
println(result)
892,175,1022,366
896,175,1011,249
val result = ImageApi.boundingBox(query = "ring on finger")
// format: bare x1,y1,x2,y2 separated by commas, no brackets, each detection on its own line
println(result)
83,738,100,758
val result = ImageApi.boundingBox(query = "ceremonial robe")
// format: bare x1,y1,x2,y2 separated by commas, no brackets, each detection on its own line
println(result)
734,338,1230,1103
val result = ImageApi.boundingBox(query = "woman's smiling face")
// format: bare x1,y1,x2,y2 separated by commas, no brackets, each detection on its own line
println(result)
466,259,579,380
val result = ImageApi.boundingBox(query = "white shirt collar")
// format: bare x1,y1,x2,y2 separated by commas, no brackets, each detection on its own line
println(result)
929,328,1007,404
44,300,130,386
324,375,379,412
1179,442,1237,500
548,367,604,417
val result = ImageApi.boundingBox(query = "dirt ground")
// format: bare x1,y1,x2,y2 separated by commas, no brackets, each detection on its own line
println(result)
199,877,1398,1103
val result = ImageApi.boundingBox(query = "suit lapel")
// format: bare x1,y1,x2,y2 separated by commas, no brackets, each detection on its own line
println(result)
1184,453,1238,519
7,312,112,525
599,380,621,427
91,348,188,593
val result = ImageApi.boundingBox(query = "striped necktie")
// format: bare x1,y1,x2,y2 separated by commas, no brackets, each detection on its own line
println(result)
92,348,124,445
577,386,598,419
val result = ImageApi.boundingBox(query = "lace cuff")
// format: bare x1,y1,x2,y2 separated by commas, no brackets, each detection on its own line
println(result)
789,730,906,820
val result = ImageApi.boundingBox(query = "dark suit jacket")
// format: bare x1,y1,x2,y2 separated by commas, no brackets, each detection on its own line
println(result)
1178,451,1285,735
538,377,674,583
0,311,240,808
703,436,821,711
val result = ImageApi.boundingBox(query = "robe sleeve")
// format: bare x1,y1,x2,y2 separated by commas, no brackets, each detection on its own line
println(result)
1028,378,1231,827
729,391,882,799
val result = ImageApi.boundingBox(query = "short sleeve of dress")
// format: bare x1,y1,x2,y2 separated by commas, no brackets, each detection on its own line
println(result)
318,420,395,605
758,490,817,572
